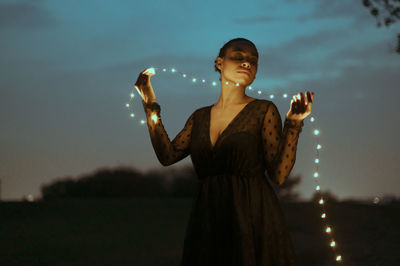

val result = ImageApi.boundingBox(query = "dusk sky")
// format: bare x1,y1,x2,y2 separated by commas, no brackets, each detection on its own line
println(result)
1,0,399,201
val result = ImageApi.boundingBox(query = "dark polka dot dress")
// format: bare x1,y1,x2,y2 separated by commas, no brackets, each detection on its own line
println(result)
142,98,304,266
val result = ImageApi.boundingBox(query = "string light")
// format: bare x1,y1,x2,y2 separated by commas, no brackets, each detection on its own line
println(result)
125,66,343,263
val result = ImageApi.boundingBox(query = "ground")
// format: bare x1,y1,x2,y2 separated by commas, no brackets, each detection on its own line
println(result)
0,198,399,265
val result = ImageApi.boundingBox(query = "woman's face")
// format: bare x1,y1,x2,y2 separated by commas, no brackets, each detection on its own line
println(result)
216,41,258,86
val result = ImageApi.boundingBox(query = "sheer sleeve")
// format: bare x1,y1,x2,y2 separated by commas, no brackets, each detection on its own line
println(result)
141,99,194,166
262,101,304,185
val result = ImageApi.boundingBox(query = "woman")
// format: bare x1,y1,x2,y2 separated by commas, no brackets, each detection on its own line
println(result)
135,37,314,266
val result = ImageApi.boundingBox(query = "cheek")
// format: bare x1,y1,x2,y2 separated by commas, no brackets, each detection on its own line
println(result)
222,62,237,74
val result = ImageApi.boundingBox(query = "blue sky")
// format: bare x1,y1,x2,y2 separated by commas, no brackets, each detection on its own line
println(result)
1,0,399,200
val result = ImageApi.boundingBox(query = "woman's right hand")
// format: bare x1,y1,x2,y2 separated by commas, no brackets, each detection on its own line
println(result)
134,67,156,104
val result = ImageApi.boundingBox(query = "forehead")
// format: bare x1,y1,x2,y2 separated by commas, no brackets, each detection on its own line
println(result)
227,43,258,57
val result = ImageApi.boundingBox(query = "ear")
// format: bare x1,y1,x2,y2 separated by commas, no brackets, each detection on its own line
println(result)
215,57,223,71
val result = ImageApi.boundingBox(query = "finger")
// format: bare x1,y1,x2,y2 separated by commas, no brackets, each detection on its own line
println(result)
145,67,156,74
298,93,304,112
290,99,295,114
134,85,142,98
140,73,149,84
300,92,305,105
293,95,299,114
295,93,303,113
303,91,307,105
144,67,156,76
135,72,143,85
297,98,302,114
306,92,313,110
139,71,148,82
300,92,307,112
292,97,299,114
292,96,297,112
306,91,311,103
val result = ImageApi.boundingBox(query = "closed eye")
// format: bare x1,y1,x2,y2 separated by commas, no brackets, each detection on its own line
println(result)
231,55,258,66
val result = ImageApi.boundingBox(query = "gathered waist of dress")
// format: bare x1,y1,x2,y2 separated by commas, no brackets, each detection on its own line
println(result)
196,167,265,180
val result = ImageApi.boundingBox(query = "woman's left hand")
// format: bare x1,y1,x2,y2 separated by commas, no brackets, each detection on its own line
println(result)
286,91,314,121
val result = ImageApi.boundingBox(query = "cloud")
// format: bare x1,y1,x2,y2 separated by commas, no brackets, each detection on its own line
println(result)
233,15,279,24
256,27,355,80
0,2,57,29
295,0,373,26
256,25,397,85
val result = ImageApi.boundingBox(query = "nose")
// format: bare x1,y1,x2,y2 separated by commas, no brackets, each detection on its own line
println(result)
241,62,250,69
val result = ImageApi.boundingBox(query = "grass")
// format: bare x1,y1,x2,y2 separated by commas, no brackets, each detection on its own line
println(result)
0,198,399,266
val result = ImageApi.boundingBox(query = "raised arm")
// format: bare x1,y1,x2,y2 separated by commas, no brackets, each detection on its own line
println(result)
142,100,195,166
262,101,304,185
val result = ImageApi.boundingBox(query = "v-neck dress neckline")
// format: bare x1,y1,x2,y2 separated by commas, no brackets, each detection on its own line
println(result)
208,99,258,151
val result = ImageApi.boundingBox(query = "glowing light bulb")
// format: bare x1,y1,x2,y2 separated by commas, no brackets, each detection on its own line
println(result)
316,185,320,190
326,227,331,233
151,114,158,123
257,90,261,94
336,255,342,261
130,113,135,117
212,81,217,86
236,82,239,86
202,79,205,83
249,86,252,90
319,199,324,204
314,172,319,178
140,120,145,124
283,93,288,98
126,103,129,107
310,117,315,122
226,81,229,85
27,194,34,201
130,93,134,98
314,129,319,135
373,197,380,204
183,74,186,78
192,78,196,82
315,158,319,163
162,68,166,72
321,213,326,218
171,68,176,72
330,241,335,247
269,94,274,99
317,144,321,149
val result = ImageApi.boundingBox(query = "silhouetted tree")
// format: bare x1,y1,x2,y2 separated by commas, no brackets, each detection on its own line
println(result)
40,166,168,199
361,0,400,53
40,165,200,200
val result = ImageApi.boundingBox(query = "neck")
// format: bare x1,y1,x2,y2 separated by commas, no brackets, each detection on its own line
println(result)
214,79,250,109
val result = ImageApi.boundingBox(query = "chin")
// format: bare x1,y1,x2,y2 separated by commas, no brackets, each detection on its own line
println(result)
236,76,251,83
241,77,254,86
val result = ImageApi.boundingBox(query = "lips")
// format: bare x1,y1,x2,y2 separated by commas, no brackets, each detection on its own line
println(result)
237,70,250,76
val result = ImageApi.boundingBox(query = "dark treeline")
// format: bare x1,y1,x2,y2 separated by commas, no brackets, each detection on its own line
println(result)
39,164,308,202
40,164,197,200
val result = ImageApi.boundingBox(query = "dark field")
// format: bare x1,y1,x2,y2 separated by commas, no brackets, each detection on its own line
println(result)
0,198,399,266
